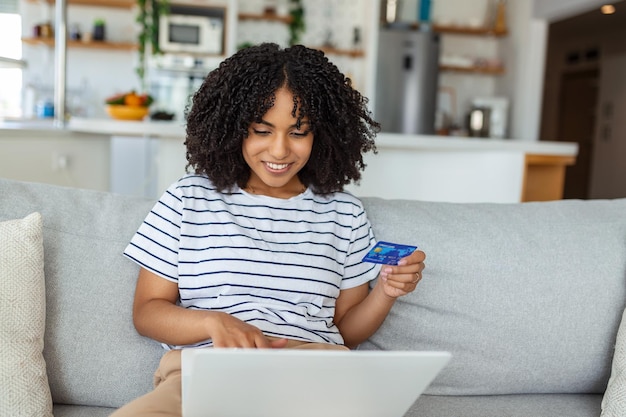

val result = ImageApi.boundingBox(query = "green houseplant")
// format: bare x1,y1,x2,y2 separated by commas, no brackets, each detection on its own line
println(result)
288,0,305,46
92,18,106,41
136,0,169,90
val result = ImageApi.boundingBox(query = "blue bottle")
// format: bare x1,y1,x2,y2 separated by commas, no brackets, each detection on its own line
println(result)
36,98,54,118
419,0,432,31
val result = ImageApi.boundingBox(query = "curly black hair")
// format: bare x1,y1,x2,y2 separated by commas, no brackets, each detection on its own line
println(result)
184,42,380,195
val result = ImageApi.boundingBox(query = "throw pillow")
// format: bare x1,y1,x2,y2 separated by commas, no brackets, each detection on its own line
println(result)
602,308,626,416
0,212,53,416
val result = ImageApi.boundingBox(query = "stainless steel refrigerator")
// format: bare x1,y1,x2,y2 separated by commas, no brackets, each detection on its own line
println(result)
374,28,440,134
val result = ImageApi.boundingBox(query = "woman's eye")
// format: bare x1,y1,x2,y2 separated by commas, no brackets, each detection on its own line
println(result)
253,129,271,136
291,130,310,137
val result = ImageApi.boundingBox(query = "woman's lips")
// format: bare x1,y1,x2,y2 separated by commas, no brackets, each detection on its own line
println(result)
264,161,291,173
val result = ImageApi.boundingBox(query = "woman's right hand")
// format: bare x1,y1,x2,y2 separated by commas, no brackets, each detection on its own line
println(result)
133,267,288,348
207,312,289,348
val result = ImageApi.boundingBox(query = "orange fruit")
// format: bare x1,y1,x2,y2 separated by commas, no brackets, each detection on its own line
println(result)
124,93,143,106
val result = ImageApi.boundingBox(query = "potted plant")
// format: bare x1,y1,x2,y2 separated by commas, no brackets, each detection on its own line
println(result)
288,0,305,46
92,18,106,41
135,0,169,90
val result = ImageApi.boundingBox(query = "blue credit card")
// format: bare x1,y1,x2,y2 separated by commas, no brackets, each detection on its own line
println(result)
361,241,418,265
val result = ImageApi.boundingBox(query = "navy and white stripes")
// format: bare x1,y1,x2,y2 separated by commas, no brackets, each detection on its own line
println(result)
124,175,380,348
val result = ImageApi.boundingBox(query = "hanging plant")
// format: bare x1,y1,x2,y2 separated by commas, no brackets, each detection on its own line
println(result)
136,0,170,91
288,0,305,46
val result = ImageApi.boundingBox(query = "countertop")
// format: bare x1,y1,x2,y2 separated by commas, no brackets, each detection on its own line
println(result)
1,118,578,157
369,132,577,156
0,118,185,137
69,117,186,137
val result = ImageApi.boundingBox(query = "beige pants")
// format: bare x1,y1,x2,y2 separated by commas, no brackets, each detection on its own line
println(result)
110,339,348,417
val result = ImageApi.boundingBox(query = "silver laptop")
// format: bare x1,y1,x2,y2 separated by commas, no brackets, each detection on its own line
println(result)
181,348,451,417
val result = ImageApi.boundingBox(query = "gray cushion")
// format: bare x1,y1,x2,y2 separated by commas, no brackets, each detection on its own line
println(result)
407,393,602,417
360,197,626,396
0,179,163,408
53,404,115,417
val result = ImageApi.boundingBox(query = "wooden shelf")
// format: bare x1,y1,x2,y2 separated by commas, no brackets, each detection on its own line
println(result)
29,0,135,8
405,23,507,37
403,23,508,75
22,37,137,50
434,24,507,37
238,14,364,58
70,0,134,8
439,64,505,75
317,46,364,58
238,12,293,24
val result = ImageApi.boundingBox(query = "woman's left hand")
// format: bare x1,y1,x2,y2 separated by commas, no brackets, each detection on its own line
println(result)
378,249,426,298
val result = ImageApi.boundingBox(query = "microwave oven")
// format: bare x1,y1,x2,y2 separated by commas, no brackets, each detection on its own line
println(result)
159,14,223,55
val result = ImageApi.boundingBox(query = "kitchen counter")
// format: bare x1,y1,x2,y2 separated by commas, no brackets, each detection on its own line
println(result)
361,133,578,203
370,132,576,156
0,120,111,191
0,118,185,137
0,119,64,132
65,118,578,156
1,118,578,202
2,118,577,156
68,117,187,137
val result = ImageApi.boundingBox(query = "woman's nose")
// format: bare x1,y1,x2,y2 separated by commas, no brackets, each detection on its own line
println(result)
268,135,289,159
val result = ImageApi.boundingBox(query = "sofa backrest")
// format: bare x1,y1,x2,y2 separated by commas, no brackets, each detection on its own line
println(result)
2,178,626,405
360,196,626,396
1,179,163,408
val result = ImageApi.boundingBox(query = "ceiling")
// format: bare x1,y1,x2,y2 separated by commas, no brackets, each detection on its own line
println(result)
550,2,626,36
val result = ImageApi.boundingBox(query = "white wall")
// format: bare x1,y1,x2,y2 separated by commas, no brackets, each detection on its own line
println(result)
499,1,548,141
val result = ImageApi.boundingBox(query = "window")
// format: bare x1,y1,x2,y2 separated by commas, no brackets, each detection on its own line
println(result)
0,0,23,118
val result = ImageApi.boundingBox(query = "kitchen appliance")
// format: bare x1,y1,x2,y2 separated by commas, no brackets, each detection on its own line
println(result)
467,106,491,137
148,54,219,121
374,28,440,134
471,96,510,139
159,5,225,55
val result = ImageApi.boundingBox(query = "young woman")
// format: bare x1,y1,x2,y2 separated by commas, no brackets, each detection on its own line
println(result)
112,43,425,417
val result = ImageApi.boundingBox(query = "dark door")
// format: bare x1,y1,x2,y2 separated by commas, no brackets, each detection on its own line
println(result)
557,70,599,199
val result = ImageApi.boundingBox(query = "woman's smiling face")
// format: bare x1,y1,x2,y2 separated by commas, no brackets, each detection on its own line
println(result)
242,87,313,199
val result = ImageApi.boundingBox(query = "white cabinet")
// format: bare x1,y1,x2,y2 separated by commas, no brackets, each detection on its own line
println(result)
0,127,110,191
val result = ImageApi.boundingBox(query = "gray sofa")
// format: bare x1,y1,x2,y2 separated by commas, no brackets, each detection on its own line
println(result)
1,177,625,417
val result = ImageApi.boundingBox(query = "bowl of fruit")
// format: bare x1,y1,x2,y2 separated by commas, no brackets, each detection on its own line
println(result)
105,91,154,121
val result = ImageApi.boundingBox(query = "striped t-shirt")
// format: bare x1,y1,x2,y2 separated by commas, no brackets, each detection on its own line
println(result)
124,174,381,349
